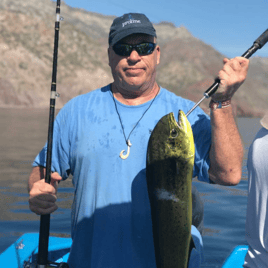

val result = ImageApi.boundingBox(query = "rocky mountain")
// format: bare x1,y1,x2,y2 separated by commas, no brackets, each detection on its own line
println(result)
0,0,267,116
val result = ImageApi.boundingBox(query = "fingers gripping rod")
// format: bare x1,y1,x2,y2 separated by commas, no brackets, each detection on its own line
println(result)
186,28,268,117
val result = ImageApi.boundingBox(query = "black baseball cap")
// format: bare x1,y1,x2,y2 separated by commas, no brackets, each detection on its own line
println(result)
109,13,157,47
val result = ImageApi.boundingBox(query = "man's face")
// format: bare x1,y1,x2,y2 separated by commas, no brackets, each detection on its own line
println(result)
108,34,160,93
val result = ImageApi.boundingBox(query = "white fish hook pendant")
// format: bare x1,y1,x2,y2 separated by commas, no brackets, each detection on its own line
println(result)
120,140,132,160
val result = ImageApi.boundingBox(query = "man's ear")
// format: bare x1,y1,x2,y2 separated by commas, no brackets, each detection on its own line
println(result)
156,45,160,65
108,47,112,67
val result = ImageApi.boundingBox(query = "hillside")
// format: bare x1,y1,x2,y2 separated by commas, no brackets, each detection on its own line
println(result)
0,0,267,116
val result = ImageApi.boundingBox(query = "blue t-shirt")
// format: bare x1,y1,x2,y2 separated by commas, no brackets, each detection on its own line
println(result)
33,84,211,268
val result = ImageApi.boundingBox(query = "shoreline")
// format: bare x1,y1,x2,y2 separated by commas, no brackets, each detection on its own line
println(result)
0,106,263,119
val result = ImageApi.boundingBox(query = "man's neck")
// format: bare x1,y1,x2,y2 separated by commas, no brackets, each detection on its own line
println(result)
111,82,160,106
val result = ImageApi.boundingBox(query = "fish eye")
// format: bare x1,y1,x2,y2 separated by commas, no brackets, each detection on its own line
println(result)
170,129,178,138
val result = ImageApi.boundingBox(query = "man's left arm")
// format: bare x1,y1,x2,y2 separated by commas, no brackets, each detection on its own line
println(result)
208,57,249,185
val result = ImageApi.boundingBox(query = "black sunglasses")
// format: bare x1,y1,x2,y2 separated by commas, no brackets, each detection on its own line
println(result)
112,42,157,57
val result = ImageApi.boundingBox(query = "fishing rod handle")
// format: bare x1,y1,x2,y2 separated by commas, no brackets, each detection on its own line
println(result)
254,28,268,49
204,45,257,98
204,79,220,98
204,28,268,98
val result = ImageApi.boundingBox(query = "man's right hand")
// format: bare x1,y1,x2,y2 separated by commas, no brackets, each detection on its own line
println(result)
29,171,62,215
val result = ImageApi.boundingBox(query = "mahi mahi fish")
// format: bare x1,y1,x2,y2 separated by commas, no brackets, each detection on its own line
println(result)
146,110,195,268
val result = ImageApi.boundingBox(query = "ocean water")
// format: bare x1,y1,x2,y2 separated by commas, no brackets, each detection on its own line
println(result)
0,108,263,267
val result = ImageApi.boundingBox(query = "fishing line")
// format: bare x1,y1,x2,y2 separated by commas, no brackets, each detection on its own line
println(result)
186,28,268,117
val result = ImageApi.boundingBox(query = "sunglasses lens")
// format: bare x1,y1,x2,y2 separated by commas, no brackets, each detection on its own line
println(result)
113,43,156,56
136,43,156,56
113,44,132,56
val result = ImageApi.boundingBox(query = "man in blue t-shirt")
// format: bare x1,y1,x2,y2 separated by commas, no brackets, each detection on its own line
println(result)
28,13,249,268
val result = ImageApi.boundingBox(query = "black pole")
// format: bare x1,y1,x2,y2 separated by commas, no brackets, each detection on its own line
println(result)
37,0,61,267
186,28,268,117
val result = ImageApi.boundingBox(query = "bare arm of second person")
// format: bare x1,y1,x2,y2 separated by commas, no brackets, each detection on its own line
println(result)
28,166,62,215
208,57,249,186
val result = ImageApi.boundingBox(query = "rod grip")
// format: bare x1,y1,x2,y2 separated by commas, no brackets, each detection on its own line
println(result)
254,28,268,48
205,29,268,98
204,79,220,98
186,28,268,117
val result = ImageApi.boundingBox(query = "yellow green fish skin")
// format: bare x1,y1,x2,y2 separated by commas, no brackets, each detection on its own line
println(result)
146,110,195,268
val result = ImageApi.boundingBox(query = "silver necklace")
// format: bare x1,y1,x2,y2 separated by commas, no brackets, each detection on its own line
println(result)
111,87,159,160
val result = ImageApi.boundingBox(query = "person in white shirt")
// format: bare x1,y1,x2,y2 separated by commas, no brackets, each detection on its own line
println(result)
244,112,268,268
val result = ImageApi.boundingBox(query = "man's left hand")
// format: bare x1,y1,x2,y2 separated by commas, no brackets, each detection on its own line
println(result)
212,57,249,102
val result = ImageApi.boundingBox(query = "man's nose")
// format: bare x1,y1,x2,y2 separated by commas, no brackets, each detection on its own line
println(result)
128,49,141,61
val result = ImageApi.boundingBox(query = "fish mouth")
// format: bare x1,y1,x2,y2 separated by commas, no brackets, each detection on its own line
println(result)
177,110,185,130
168,112,182,136
177,110,191,131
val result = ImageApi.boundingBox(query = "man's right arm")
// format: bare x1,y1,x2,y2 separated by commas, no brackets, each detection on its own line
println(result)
28,166,62,215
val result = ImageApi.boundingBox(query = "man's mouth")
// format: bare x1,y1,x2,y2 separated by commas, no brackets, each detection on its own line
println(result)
124,68,144,75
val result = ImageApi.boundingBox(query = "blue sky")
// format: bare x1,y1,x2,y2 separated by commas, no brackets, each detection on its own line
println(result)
62,0,268,58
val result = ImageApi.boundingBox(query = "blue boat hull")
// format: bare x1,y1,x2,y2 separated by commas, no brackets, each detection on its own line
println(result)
222,245,248,268
0,233,71,267
0,233,248,268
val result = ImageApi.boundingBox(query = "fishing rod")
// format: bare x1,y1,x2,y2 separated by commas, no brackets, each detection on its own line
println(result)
37,1,66,268
186,28,268,117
